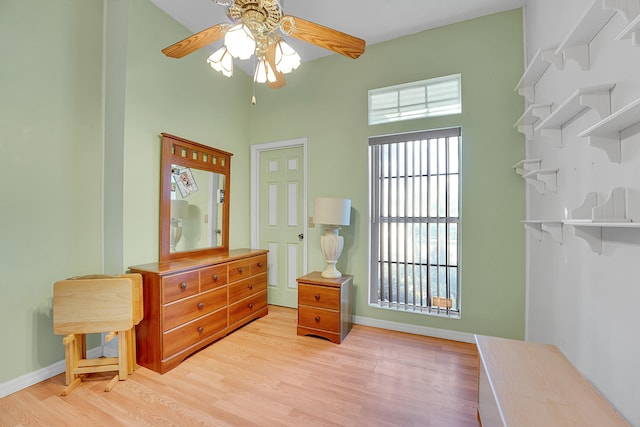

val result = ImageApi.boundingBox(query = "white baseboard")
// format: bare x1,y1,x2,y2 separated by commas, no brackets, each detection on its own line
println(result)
353,315,476,343
0,346,103,398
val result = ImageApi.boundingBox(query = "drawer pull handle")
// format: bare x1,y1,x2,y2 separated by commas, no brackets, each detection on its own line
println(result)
213,274,218,281
257,262,263,268
180,282,187,290
198,326,204,333
198,302,204,310
315,316,320,322
314,294,320,301
248,284,253,290
248,303,253,309
238,267,243,273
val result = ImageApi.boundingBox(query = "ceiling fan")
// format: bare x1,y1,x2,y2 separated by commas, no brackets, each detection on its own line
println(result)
161,0,366,90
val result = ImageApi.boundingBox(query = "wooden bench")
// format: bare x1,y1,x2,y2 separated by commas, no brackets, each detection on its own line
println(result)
475,335,629,426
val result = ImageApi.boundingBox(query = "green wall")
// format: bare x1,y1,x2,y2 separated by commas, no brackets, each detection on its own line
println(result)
0,1,524,386
0,0,105,383
247,9,525,338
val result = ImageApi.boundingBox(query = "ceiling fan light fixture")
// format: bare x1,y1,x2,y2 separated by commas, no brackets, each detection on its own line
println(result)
274,39,300,74
207,47,234,77
224,24,256,60
254,58,277,84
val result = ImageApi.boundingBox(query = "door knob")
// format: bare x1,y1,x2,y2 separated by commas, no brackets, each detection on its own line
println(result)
298,233,304,240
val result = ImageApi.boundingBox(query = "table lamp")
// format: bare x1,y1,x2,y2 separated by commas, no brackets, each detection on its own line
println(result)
314,197,351,278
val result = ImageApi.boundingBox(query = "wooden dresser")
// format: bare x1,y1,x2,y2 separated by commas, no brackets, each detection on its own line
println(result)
129,249,268,374
296,272,352,344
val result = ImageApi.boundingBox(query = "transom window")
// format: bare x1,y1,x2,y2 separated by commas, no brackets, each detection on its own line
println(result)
368,74,461,125
369,127,461,317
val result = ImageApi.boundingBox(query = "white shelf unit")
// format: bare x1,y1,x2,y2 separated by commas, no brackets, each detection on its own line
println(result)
577,98,640,163
535,84,615,146
514,104,552,140
564,187,639,253
522,220,564,243
514,48,563,103
512,159,542,176
555,0,617,70
522,168,559,194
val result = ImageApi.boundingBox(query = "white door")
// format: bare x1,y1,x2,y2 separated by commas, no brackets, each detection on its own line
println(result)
251,140,307,308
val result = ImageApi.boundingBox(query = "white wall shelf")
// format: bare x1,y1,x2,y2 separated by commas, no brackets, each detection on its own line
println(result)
556,0,617,71
535,84,615,146
564,188,637,253
577,98,640,163
514,48,563,103
522,168,559,194
514,104,552,140
512,159,542,176
522,220,564,243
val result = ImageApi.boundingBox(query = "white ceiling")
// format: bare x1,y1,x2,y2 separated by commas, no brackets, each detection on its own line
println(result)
151,0,524,75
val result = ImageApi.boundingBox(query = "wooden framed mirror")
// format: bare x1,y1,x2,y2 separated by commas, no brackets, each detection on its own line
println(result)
159,133,232,261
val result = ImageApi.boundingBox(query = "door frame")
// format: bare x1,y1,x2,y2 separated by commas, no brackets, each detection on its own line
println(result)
250,137,308,276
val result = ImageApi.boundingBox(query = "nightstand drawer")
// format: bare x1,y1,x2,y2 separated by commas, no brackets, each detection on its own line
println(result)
162,271,199,304
162,308,227,359
298,283,340,310
229,273,267,303
298,306,340,333
163,286,227,332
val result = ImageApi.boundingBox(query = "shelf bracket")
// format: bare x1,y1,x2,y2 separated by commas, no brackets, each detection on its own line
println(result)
579,93,612,118
573,225,602,254
542,222,564,244
540,48,564,70
523,169,558,194
603,0,640,22
563,44,590,71
524,222,543,241
586,135,622,163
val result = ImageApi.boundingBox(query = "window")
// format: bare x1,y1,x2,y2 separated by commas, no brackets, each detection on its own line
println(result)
368,74,461,125
369,127,461,317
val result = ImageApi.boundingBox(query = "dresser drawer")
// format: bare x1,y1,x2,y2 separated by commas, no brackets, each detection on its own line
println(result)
162,271,199,304
229,273,267,303
229,291,267,326
298,283,341,310
298,305,340,333
200,264,228,292
228,259,252,282
163,286,227,332
250,255,268,275
162,308,227,359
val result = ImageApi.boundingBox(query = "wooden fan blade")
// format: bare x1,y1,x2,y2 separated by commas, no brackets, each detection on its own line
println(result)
162,23,229,58
283,16,365,59
267,42,286,89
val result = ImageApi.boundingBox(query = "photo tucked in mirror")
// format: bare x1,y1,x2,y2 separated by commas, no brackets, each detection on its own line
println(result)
170,165,226,253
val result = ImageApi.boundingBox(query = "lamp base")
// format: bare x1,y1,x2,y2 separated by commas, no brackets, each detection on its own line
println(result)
321,262,342,279
320,226,344,279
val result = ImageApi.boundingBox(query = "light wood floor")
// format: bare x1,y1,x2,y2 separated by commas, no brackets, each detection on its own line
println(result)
0,306,480,426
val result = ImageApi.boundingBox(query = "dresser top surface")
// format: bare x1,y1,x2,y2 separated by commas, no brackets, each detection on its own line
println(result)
129,248,268,275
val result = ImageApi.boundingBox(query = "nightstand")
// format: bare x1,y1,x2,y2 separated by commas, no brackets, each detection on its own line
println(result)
296,271,353,344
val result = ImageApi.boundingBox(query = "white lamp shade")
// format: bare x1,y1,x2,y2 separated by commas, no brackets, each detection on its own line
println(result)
207,47,233,77
314,197,351,226
224,24,256,60
274,40,301,74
